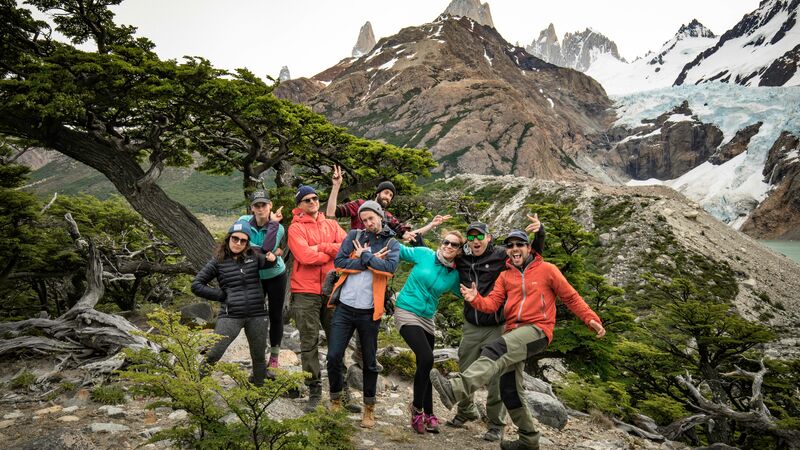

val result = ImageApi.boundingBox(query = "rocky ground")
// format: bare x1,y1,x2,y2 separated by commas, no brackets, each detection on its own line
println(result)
0,329,687,450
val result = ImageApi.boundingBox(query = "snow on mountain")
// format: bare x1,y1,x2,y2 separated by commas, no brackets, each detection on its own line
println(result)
675,0,800,87
619,83,800,227
525,25,623,72
443,0,494,28
587,20,717,95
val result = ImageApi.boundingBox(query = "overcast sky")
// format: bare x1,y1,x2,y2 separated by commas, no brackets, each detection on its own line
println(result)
45,0,760,79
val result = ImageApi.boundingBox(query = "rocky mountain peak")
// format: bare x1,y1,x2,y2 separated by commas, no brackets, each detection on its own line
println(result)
442,0,495,28
352,21,377,58
676,19,716,39
526,25,623,72
278,66,290,81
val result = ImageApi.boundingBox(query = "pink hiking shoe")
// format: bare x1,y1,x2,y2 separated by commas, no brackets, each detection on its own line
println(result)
410,403,426,434
424,413,441,433
268,355,279,369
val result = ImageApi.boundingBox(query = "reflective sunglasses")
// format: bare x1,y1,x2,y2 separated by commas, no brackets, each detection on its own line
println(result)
441,239,461,248
301,196,319,204
230,235,249,245
504,241,528,249
466,234,486,241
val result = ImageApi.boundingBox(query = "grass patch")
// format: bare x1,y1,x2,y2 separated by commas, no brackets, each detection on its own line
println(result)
91,383,126,405
10,371,36,390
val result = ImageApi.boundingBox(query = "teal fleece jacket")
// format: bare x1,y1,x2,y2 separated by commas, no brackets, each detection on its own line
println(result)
395,245,461,319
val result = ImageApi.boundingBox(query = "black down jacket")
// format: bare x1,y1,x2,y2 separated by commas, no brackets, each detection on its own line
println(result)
191,250,275,318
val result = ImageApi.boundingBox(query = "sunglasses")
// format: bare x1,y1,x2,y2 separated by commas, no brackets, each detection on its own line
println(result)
230,235,249,245
301,196,319,204
504,241,528,249
466,234,486,241
441,239,461,248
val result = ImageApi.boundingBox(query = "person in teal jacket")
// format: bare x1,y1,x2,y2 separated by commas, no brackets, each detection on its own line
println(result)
395,225,464,435
239,190,287,370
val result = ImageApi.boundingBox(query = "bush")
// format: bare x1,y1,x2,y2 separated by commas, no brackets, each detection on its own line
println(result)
91,384,126,405
637,394,688,425
10,371,36,390
121,308,356,449
556,373,634,420
378,351,417,379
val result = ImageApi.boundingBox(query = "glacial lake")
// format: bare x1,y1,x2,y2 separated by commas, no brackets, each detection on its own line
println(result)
759,241,800,264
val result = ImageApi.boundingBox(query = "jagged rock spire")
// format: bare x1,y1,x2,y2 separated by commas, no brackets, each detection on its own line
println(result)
443,0,494,28
278,66,291,82
352,21,376,57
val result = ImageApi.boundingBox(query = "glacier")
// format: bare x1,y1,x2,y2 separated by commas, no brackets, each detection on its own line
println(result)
618,82,800,227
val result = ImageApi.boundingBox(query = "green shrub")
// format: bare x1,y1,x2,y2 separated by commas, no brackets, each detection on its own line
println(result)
121,309,356,449
91,384,126,405
378,351,417,379
637,394,688,425
10,371,36,390
556,373,634,419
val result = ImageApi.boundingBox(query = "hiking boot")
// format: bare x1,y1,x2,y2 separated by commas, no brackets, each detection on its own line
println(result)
330,398,342,411
304,385,322,413
446,405,479,428
429,369,456,410
341,386,362,413
409,403,426,434
500,432,540,450
361,404,376,428
424,413,441,433
483,426,503,442
268,355,279,369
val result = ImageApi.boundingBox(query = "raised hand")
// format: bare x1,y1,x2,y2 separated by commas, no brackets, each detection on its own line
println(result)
431,214,452,227
588,320,606,338
460,282,478,302
352,239,368,258
331,165,343,186
270,206,283,222
525,213,540,234
402,231,418,243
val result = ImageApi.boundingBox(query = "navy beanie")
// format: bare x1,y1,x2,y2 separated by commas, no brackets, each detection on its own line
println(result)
228,220,252,236
295,185,317,204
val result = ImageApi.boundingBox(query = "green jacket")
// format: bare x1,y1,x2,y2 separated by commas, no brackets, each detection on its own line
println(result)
239,214,286,280
395,245,461,319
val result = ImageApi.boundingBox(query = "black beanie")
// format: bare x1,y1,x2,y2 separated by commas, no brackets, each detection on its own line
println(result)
375,180,396,197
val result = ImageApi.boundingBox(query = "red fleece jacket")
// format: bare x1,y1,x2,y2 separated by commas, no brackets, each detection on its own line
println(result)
287,209,346,294
470,255,601,342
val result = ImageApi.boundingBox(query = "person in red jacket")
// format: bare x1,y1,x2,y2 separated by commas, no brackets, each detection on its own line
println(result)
287,185,347,411
430,230,605,450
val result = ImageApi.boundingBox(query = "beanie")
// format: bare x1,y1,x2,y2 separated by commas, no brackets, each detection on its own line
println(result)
358,200,385,220
295,185,317,204
228,220,252,236
375,180,397,197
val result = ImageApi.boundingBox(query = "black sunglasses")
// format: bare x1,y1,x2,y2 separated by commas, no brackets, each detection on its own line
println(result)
504,241,528,249
230,235,249,245
301,196,319,204
441,239,461,248
466,234,486,241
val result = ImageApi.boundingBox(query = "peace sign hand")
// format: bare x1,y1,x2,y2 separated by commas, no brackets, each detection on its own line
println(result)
525,213,540,234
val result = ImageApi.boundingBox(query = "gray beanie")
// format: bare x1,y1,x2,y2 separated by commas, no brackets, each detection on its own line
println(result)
358,200,385,220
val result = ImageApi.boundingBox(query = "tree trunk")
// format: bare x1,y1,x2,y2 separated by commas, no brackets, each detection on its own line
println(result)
3,114,215,269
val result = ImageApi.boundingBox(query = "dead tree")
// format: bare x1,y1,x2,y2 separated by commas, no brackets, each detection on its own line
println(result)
669,363,800,448
0,213,157,373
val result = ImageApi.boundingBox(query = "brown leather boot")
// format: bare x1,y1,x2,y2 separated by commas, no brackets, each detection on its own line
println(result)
330,398,342,411
361,404,376,428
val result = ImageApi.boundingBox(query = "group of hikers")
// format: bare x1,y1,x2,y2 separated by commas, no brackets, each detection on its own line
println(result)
191,167,606,450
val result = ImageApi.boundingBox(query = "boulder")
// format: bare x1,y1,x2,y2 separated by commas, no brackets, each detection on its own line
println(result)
346,365,385,394
179,302,214,324
524,391,568,430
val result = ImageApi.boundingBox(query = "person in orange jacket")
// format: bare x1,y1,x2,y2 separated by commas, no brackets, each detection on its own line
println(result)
287,185,347,411
430,230,605,450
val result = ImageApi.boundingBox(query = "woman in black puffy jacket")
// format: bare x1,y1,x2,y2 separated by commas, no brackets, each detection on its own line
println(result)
192,220,277,385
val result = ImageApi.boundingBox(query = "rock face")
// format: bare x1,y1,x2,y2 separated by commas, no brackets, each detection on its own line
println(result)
443,0,494,28
352,21,376,57
278,66,290,82
708,122,762,164
606,101,724,180
526,25,624,72
277,16,613,179
675,0,800,87
741,131,800,239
